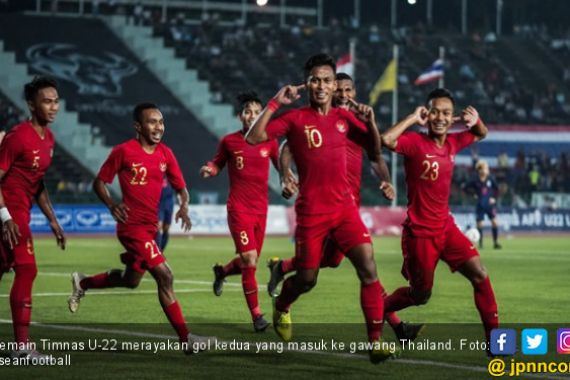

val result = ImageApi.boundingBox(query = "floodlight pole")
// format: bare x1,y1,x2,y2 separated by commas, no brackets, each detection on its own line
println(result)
461,0,468,35
426,0,433,27
354,0,360,27
496,0,503,36
391,0,397,29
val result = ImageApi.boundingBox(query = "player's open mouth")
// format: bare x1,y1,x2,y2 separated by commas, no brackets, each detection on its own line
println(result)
315,92,327,100
151,132,163,140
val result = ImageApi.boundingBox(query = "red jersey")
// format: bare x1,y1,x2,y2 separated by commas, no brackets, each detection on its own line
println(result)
209,130,278,214
265,106,368,215
97,139,186,227
346,133,365,207
0,121,55,212
396,131,476,236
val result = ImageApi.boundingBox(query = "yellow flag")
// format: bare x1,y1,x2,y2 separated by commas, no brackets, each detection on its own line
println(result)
368,59,397,106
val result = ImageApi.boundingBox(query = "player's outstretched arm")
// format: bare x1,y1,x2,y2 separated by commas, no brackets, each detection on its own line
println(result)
279,141,298,200
246,84,305,145
200,163,220,178
174,188,191,232
93,178,129,223
0,169,21,249
35,181,66,250
460,106,488,141
381,106,428,151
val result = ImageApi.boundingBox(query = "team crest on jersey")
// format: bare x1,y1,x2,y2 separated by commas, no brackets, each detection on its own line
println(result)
336,121,347,133
159,162,167,172
259,148,269,158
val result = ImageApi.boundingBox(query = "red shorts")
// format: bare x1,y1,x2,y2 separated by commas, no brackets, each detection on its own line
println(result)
117,225,165,274
401,221,479,291
295,204,371,270
227,211,267,254
0,210,35,272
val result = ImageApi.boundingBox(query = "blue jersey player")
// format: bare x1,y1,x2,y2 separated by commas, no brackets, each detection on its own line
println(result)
156,178,175,251
465,160,501,249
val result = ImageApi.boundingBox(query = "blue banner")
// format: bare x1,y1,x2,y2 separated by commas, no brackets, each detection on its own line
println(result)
31,205,116,233
451,207,570,232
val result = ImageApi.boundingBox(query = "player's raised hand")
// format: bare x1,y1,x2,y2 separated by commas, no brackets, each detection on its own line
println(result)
281,169,299,200
379,181,395,201
412,106,429,126
348,99,375,124
110,203,129,223
175,205,192,232
2,219,21,250
200,165,212,178
460,106,480,128
274,84,305,106
50,220,66,250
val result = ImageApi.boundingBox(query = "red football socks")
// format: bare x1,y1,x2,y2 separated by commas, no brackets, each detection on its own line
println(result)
163,301,189,343
10,264,37,343
384,287,416,313
473,276,499,341
222,257,242,277
361,280,384,342
241,266,261,320
80,272,112,289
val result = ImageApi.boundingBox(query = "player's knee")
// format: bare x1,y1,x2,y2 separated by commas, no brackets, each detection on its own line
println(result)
15,264,38,281
411,289,431,305
156,270,174,291
296,275,317,293
470,269,488,284
239,250,258,266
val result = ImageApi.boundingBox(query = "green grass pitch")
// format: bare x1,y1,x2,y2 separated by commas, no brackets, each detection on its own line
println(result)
0,235,568,379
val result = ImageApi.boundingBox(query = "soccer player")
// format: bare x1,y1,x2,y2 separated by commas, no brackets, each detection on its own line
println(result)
67,103,204,349
200,92,279,332
0,76,66,359
270,72,424,343
156,179,175,252
381,88,499,344
464,160,501,249
246,54,394,363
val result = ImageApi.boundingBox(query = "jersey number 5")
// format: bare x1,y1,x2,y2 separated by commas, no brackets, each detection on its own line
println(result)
420,160,439,181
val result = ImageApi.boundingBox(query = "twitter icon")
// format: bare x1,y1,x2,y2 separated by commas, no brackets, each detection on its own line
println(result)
522,329,548,355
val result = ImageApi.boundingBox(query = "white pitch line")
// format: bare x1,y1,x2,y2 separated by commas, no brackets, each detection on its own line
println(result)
36,271,242,288
0,320,561,379
0,288,239,298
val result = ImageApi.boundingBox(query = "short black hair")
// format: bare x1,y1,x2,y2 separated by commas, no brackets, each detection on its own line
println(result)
236,91,262,114
24,76,58,102
304,53,336,80
336,72,353,82
133,102,158,124
426,88,455,107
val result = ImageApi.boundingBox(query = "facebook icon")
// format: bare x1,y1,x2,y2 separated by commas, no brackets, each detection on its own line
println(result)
490,329,517,355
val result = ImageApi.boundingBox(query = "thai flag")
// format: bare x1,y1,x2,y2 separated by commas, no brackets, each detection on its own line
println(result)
414,59,444,85
336,53,354,77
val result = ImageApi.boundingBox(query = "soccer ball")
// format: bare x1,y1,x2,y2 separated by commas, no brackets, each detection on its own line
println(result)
464,228,481,243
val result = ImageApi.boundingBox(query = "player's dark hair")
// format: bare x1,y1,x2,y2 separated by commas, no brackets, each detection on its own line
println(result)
304,53,336,80
336,72,353,82
24,76,58,102
236,91,262,115
426,88,455,107
133,102,158,124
